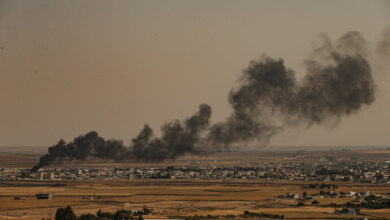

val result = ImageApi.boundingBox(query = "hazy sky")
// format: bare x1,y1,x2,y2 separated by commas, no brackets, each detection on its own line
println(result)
0,0,389,147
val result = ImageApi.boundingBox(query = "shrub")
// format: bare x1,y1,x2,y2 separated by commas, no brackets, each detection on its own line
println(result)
79,213,97,220
312,200,320,205
55,206,77,220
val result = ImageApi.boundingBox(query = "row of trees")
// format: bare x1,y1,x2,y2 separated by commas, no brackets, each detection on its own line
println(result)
345,195,390,209
300,182,338,189
170,211,284,220
52,206,151,220
50,207,286,220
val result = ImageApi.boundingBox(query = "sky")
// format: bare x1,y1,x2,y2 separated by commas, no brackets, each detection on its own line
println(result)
0,0,389,148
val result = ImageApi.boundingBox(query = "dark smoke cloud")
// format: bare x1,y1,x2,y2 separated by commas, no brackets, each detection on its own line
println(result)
131,103,211,161
209,31,375,147
31,132,129,172
31,104,211,172
32,30,379,171
208,57,295,146
299,31,374,123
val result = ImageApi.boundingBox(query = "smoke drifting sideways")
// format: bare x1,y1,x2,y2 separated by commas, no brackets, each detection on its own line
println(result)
32,30,385,172
31,104,211,172
209,31,376,146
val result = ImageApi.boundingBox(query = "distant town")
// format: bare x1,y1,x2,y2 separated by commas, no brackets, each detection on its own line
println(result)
2,154,390,183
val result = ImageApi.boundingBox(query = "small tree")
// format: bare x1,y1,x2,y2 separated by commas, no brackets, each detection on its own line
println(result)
55,206,76,220
312,200,320,205
297,202,305,207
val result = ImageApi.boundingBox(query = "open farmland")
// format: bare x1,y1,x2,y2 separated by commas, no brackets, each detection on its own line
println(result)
0,180,389,219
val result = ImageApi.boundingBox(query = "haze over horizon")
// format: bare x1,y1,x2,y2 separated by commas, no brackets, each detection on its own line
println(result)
0,0,390,148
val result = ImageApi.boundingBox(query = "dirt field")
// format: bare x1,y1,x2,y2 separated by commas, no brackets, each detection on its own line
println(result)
0,180,389,220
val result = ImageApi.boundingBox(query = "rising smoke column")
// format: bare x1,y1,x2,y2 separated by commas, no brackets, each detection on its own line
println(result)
31,131,128,172
131,103,212,162
297,32,375,123
208,57,297,146
208,31,376,146
31,104,211,171
32,30,381,171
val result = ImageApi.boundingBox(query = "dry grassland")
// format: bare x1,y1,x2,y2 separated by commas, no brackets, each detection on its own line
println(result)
0,181,389,220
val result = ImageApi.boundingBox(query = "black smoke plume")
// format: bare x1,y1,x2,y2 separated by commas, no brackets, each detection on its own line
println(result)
31,104,211,172
131,103,211,161
32,30,380,172
31,132,129,172
209,31,375,146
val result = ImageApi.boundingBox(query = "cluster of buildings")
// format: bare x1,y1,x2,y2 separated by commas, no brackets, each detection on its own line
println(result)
1,157,390,183
278,190,384,201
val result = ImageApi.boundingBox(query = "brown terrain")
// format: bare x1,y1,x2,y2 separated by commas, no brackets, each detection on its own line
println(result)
0,148,389,219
